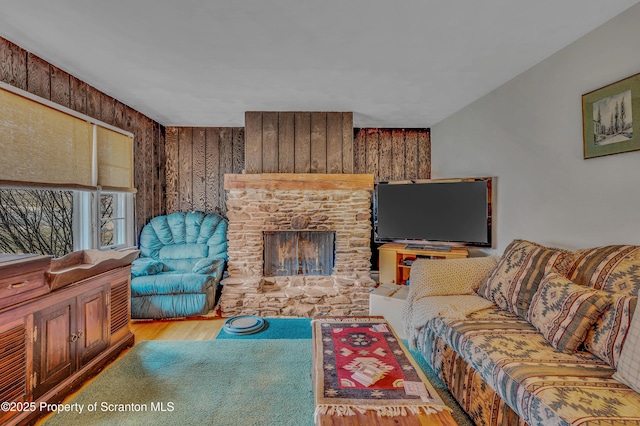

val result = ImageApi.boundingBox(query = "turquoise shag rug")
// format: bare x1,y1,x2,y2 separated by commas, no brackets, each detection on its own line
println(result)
217,317,312,339
44,339,314,426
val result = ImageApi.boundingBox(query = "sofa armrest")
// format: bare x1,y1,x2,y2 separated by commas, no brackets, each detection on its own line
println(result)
131,257,165,277
192,258,225,276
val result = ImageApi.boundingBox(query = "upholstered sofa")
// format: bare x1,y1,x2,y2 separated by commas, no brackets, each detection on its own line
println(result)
403,240,640,426
130,211,228,319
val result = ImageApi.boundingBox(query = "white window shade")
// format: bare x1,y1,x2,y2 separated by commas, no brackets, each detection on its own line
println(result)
0,87,94,188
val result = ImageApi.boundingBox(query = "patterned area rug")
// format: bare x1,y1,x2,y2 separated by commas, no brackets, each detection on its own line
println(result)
313,316,449,419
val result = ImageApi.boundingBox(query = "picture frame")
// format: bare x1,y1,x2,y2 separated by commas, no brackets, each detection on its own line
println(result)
582,72,640,159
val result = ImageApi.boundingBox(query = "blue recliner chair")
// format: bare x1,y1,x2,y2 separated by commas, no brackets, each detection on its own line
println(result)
130,211,228,319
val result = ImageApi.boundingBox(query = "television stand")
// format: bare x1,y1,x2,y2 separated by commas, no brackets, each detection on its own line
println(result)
377,243,468,285
405,243,452,252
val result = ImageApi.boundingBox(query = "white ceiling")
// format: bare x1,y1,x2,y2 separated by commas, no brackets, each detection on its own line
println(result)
1,0,638,128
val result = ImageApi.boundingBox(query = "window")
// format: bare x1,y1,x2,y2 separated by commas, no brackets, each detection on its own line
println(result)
0,187,134,257
0,85,136,257
99,190,134,249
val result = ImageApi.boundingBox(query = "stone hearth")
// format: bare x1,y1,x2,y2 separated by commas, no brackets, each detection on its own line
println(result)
219,174,375,317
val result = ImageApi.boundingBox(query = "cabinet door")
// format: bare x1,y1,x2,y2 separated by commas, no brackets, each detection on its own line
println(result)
33,299,75,399
77,284,109,368
0,315,31,425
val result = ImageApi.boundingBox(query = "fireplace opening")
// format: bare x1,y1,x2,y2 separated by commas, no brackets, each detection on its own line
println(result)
264,231,335,276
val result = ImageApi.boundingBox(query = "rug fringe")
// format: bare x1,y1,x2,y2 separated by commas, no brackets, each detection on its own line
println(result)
314,404,447,419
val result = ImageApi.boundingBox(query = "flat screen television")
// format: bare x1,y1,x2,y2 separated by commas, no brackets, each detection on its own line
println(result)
374,177,493,248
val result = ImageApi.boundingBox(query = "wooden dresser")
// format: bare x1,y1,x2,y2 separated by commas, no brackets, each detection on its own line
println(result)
0,255,134,425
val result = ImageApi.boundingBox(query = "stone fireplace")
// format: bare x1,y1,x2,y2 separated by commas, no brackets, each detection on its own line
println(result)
219,173,375,317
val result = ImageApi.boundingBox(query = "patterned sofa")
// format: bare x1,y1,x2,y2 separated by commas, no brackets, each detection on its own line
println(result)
130,211,228,319
404,240,640,426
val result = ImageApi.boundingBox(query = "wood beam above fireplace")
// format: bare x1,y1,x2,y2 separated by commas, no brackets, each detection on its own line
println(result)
224,173,374,191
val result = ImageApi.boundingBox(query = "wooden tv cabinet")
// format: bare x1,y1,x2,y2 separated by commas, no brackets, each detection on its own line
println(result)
378,243,468,285
0,264,134,426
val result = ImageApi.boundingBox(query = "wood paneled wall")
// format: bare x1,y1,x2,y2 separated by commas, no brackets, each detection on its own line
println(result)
244,111,353,174
165,127,244,215
354,128,431,182
0,37,165,236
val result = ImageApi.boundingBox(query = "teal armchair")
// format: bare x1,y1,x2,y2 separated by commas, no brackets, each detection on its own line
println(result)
130,211,228,319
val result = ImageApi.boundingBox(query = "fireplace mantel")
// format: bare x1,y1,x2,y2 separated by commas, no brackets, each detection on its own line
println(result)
224,173,374,191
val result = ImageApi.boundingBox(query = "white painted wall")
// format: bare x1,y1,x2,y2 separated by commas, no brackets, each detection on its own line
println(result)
431,3,640,255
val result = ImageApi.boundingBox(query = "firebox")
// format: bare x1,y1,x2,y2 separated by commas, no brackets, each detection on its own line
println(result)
263,231,335,276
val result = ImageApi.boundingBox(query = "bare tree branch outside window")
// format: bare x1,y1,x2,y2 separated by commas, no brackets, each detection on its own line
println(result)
0,189,73,257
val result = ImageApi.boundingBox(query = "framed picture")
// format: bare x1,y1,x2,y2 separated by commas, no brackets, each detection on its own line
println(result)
582,72,640,159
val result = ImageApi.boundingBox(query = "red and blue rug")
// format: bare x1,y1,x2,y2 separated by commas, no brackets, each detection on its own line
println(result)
312,316,448,418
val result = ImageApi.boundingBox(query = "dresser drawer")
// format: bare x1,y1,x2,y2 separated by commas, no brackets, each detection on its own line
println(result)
0,256,50,309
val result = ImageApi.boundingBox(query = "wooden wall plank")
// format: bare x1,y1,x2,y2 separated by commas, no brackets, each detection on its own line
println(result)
143,117,153,223
310,112,327,173
114,101,126,130
86,85,101,120
192,127,207,212
353,128,366,174
133,113,145,234
100,93,116,126
178,128,193,212
342,112,354,173
205,128,221,214
69,76,87,115
219,128,234,215
0,37,27,90
26,53,50,99
278,112,295,173
124,106,137,133
244,112,262,173
165,127,179,214
294,112,311,173
151,122,162,217
405,130,418,180
157,124,166,216
232,127,245,174
50,65,70,108
378,129,393,181
326,112,343,174
261,112,279,173
391,129,406,181
417,130,431,179
365,129,379,179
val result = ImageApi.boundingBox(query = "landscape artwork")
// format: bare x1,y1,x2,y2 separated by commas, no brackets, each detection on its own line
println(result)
583,72,640,158
592,90,632,146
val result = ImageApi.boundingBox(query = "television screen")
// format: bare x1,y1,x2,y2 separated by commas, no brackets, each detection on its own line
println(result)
374,178,492,247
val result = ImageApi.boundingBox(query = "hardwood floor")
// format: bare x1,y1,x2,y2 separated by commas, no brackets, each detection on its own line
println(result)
129,317,225,341
35,318,225,425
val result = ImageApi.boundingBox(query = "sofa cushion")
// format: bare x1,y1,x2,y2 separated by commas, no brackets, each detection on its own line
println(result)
409,256,499,297
527,271,610,353
565,245,640,295
131,258,164,277
477,239,572,319
613,301,640,394
585,293,637,368
159,243,209,260
130,273,214,296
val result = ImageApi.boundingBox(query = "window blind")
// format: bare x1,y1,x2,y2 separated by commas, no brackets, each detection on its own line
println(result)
0,87,94,188
0,86,135,192
96,127,134,191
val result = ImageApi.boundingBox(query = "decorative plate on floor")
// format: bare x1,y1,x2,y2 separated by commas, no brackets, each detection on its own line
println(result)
223,315,267,335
